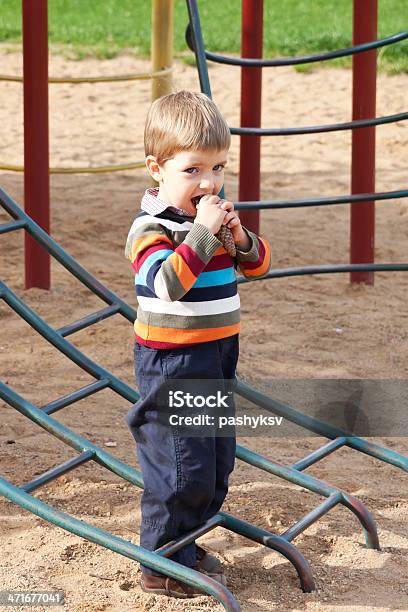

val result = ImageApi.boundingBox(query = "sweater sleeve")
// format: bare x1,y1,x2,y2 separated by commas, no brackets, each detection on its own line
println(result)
125,218,221,301
235,228,271,279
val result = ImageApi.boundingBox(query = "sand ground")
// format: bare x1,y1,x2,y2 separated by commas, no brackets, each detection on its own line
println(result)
0,51,407,611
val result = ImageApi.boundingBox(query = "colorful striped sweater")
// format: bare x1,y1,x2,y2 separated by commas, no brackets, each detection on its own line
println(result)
125,189,271,348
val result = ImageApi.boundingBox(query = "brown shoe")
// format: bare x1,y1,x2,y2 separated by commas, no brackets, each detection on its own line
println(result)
140,573,204,599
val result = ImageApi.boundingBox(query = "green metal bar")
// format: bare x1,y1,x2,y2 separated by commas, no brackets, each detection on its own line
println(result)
281,493,342,542
2,362,379,554
185,0,212,96
0,188,135,324
155,515,224,557
279,489,380,551
42,380,110,415
243,263,408,282
237,263,408,282
236,445,334,497
186,20,408,67
0,380,143,487
0,281,136,404
22,450,95,492
291,438,347,471
233,188,408,210
0,219,26,234
346,436,408,470
235,444,379,549
219,512,315,593
0,475,239,611
57,304,121,337
237,381,352,438
340,491,380,549
229,112,408,136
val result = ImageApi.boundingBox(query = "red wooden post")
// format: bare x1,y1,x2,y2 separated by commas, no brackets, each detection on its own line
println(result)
350,0,377,285
23,0,50,289
238,0,263,234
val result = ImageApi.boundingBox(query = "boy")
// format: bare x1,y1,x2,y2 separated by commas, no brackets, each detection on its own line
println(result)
125,90,271,598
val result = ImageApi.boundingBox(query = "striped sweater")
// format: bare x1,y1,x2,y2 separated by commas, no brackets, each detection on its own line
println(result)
125,189,271,348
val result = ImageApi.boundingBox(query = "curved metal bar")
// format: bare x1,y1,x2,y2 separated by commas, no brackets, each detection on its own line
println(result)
346,436,408,473
229,112,408,136
186,19,408,67
234,188,408,210
0,188,136,323
220,513,315,592
278,492,379,552
0,476,240,611
0,160,145,174
0,379,143,486
237,263,408,282
0,66,173,84
0,381,313,594
0,281,136,403
235,445,380,549
340,493,380,550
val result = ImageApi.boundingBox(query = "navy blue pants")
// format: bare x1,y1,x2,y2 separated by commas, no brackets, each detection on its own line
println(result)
126,335,239,575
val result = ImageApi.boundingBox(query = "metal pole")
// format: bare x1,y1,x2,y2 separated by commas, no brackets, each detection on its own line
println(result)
350,0,377,285
23,0,50,289
238,0,263,234
151,0,173,101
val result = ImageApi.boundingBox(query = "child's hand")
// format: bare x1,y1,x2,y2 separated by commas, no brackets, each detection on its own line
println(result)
219,200,251,251
194,195,227,235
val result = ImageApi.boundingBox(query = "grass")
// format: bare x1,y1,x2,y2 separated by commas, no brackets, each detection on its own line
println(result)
0,0,406,72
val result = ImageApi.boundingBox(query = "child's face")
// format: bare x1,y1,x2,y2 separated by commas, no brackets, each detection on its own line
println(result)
155,148,228,216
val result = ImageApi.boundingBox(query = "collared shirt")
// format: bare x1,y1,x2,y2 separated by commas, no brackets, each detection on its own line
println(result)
141,187,192,218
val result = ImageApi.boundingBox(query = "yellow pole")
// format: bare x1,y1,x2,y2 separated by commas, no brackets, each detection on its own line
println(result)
151,0,174,101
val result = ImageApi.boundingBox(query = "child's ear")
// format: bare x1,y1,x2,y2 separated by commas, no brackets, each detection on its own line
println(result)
145,156,162,182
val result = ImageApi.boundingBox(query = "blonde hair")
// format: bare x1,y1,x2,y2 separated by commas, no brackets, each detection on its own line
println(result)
144,91,231,164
